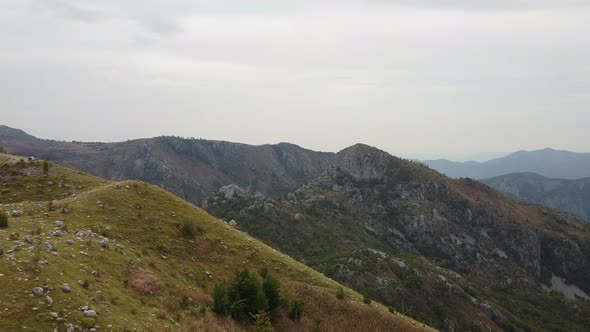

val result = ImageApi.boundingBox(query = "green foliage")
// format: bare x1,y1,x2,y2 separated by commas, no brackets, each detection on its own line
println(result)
181,218,200,237
212,283,228,315
262,273,281,311
214,269,269,322
336,287,345,300
288,299,305,320
251,310,273,332
363,294,371,305
0,212,7,228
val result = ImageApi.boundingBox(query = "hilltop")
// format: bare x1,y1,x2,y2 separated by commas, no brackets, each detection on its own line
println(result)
0,154,430,331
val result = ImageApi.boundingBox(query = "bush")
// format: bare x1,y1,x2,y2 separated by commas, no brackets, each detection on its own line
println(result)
363,294,371,305
181,219,200,237
213,269,269,322
252,310,273,332
42,160,49,176
128,269,163,295
0,212,7,228
336,287,345,300
288,299,304,320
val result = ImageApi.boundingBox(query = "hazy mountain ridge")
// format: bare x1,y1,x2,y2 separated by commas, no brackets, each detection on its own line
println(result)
423,148,590,179
0,126,335,204
481,172,590,223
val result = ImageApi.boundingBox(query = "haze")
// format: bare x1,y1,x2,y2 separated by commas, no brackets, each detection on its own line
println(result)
1,0,589,160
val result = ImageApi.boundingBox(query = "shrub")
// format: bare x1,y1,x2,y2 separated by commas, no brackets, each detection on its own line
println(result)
213,269,269,322
181,219,200,237
129,269,163,295
363,294,371,305
288,299,304,320
336,287,345,300
252,310,273,332
0,212,7,228
42,160,49,176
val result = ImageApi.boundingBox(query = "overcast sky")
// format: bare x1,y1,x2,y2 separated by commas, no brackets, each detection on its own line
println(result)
1,0,589,160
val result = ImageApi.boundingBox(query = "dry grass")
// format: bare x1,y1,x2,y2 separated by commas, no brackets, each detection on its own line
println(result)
129,268,164,295
276,282,433,332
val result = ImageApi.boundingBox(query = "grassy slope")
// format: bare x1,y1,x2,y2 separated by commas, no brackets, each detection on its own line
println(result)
0,154,431,331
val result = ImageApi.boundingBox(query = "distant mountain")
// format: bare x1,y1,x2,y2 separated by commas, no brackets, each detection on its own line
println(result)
0,126,334,204
423,148,590,179
481,172,590,223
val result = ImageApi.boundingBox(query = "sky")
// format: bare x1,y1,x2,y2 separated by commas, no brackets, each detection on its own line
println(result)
1,0,590,161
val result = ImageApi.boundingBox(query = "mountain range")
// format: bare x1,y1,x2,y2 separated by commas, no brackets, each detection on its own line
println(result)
2,125,590,331
423,148,590,180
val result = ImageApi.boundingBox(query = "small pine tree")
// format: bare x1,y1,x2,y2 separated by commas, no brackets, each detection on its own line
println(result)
0,212,8,228
262,273,280,311
212,283,228,315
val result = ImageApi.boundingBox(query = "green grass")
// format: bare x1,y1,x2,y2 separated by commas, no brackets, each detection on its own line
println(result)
0,155,432,331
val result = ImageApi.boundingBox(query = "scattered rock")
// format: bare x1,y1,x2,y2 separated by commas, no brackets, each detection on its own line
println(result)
46,295,53,305
61,283,71,293
11,210,23,217
66,239,74,245
32,287,44,297
229,220,238,227
83,310,97,318
54,220,64,227
49,312,58,319
23,235,34,244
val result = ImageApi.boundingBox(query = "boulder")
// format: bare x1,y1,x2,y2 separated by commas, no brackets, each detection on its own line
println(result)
32,287,44,297
83,310,97,318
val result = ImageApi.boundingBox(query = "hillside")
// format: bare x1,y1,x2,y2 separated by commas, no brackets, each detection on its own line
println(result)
205,144,590,332
0,126,335,205
0,154,430,331
423,148,590,179
481,173,590,223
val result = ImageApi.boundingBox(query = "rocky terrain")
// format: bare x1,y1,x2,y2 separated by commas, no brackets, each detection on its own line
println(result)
481,172,590,223
0,153,429,331
423,148,590,179
205,144,590,331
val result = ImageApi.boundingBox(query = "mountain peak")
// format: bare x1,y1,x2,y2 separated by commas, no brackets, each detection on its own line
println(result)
334,143,395,179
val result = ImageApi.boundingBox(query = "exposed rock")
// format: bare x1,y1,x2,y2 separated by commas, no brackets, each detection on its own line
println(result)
61,283,71,293
11,210,23,217
83,310,97,317
228,220,238,227
32,287,44,297
54,220,64,227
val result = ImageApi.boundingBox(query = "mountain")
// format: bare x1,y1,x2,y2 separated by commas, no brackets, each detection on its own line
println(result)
0,126,335,205
481,172,590,223
0,153,429,331
423,148,590,179
205,144,590,332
